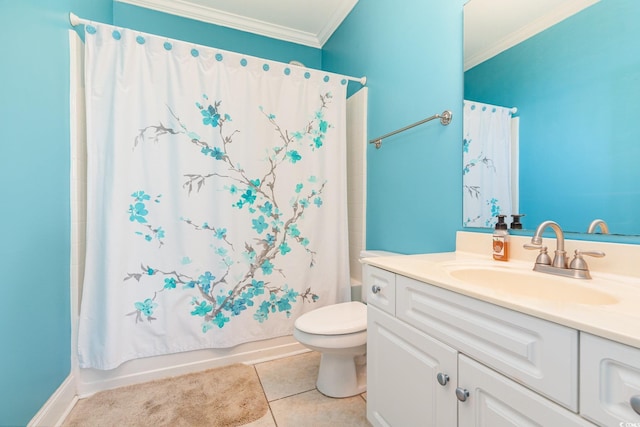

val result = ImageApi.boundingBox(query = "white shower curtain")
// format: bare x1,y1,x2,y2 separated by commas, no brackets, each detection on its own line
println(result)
77,22,350,370
463,100,514,228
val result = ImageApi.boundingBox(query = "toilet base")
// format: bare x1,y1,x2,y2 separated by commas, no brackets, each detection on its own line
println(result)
316,352,367,398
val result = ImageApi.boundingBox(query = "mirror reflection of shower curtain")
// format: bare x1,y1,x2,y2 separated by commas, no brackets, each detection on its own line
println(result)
463,100,517,228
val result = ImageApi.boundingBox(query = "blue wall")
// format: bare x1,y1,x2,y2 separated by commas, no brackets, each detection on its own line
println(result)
465,0,640,236
323,0,464,254
0,1,111,424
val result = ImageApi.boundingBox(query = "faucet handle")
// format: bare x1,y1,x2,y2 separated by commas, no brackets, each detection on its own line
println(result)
523,243,542,250
576,250,605,258
569,250,605,271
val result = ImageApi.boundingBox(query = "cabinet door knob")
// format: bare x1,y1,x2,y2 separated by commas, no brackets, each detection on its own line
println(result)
631,395,640,415
436,372,449,386
371,285,381,294
455,387,470,402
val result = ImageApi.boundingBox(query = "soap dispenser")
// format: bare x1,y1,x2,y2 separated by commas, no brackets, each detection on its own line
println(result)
510,214,525,230
493,214,509,261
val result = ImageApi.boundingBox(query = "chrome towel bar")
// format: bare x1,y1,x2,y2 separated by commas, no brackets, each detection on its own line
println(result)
369,110,452,149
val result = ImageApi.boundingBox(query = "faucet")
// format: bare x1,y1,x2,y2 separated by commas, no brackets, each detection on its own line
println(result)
525,220,605,279
587,219,609,234
528,220,567,268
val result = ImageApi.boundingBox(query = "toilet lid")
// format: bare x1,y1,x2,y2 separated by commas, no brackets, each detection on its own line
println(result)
294,301,367,335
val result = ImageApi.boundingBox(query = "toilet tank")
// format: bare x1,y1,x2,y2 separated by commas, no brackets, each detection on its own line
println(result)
359,250,399,303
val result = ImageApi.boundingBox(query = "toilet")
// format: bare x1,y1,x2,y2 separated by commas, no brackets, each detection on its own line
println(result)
293,250,398,398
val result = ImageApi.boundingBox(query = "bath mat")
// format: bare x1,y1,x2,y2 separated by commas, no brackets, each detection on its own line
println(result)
62,363,268,427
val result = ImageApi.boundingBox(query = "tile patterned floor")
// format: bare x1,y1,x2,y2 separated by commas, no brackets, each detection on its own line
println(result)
246,351,371,427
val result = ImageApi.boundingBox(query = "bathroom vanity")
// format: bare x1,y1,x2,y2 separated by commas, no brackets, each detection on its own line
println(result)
363,232,640,427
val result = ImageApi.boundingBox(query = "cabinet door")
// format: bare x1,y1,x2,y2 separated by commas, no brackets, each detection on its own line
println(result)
367,305,457,427
580,333,640,426
457,355,593,427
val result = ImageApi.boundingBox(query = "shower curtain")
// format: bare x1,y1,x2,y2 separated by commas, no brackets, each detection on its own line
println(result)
77,22,350,370
463,100,514,228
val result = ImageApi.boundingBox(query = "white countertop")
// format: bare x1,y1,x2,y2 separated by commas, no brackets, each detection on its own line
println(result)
362,232,640,349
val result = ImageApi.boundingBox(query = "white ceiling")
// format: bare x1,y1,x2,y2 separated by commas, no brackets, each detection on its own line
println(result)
464,0,599,70
116,0,359,48
116,0,598,65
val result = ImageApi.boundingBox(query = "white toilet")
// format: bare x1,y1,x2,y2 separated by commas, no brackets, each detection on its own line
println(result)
293,250,398,398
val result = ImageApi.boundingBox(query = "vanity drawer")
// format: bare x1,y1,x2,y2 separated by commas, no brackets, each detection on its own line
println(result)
396,275,579,411
363,265,395,315
580,333,640,426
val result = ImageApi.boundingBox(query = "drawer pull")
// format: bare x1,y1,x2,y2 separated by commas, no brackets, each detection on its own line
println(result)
631,395,640,415
436,372,449,386
371,285,381,294
455,387,470,402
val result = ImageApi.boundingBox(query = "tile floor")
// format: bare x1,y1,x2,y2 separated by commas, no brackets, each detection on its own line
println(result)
246,351,371,427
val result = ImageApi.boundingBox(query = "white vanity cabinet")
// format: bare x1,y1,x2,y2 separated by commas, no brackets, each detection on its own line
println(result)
580,333,640,426
365,265,594,427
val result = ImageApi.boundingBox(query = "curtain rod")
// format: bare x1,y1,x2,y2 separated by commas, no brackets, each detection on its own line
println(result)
369,110,452,149
68,12,367,86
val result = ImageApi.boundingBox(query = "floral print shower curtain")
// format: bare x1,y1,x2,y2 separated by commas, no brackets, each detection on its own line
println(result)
463,100,514,228
77,23,350,370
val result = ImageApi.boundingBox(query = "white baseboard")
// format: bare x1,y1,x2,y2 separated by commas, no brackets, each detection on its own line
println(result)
28,375,78,427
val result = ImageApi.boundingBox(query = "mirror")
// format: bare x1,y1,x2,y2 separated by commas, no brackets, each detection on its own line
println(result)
463,0,640,236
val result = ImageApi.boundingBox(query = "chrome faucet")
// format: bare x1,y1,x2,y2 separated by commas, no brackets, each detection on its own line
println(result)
587,219,609,234
525,220,605,279
530,220,567,268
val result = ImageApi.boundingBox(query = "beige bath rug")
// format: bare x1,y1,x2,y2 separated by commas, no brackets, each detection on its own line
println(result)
62,363,268,427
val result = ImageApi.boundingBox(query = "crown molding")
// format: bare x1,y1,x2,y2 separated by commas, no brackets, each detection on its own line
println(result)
315,0,358,46
464,0,600,71
116,0,357,48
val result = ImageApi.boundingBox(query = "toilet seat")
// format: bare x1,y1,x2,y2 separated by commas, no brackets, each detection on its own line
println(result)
295,301,366,335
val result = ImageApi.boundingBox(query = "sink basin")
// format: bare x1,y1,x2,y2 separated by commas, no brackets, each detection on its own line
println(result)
447,267,619,306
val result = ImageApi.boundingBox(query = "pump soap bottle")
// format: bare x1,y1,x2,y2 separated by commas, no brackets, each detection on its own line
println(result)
510,214,525,230
493,214,509,261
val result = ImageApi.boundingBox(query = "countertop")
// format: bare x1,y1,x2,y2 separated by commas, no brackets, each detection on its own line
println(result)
362,232,640,349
